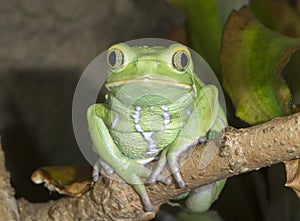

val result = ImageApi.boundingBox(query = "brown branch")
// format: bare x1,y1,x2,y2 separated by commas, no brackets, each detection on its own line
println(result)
0,138,20,221
1,113,300,220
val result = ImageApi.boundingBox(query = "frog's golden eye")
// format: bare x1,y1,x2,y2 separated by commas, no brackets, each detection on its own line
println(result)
172,50,189,71
107,48,124,69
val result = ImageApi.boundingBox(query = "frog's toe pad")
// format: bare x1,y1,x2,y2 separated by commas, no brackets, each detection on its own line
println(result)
144,202,153,212
158,176,172,185
173,171,186,188
147,176,158,185
148,175,171,186
92,168,100,182
100,161,114,175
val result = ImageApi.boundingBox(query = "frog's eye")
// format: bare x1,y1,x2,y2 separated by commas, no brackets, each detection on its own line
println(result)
107,48,124,69
172,50,189,71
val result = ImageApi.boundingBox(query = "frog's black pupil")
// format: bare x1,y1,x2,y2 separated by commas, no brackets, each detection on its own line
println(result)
109,51,116,67
181,53,188,67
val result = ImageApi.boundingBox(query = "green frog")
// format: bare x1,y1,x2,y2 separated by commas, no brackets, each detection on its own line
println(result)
87,43,226,212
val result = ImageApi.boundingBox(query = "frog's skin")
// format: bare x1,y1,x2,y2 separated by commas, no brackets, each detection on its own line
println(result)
87,43,227,213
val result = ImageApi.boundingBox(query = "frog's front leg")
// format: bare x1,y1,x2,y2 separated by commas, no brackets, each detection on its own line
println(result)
87,104,169,211
149,85,220,187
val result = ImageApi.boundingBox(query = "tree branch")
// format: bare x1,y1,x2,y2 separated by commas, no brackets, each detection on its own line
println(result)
0,138,20,221
1,113,300,220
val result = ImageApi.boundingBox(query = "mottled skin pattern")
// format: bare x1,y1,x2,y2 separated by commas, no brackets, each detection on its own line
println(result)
87,43,226,212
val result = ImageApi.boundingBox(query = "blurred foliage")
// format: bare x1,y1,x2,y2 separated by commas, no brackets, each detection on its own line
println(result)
168,0,223,77
168,0,249,78
167,0,300,221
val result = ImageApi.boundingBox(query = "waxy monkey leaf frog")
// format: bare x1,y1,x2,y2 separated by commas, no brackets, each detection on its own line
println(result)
87,43,226,212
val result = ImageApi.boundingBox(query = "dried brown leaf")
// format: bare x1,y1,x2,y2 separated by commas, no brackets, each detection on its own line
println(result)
285,159,300,198
284,104,300,198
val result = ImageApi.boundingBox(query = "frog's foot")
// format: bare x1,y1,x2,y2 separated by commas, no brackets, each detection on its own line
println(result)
117,161,170,212
168,152,186,188
123,160,171,185
147,160,172,185
147,149,170,185
137,156,171,184
93,159,114,182
167,140,199,188
168,135,207,187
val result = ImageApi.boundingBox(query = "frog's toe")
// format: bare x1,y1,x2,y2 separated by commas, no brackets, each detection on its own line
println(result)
92,166,100,182
134,164,170,185
149,172,171,185
143,200,153,212
147,157,167,184
100,160,114,175
93,159,115,182
173,171,185,188
157,176,172,185
147,168,165,185
168,154,186,188
130,177,153,211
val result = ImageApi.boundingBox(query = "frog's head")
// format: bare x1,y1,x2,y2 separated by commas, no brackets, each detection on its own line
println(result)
105,43,197,95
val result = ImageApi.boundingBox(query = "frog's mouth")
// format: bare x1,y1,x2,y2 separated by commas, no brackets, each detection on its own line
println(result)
106,76,192,90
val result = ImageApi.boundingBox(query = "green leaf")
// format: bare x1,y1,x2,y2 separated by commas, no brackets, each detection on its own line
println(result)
220,7,300,124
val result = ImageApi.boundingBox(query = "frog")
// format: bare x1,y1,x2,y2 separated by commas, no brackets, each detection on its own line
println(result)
87,42,227,213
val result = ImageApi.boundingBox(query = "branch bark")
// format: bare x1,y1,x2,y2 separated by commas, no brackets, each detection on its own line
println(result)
1,113,300,220
0,137,20,221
